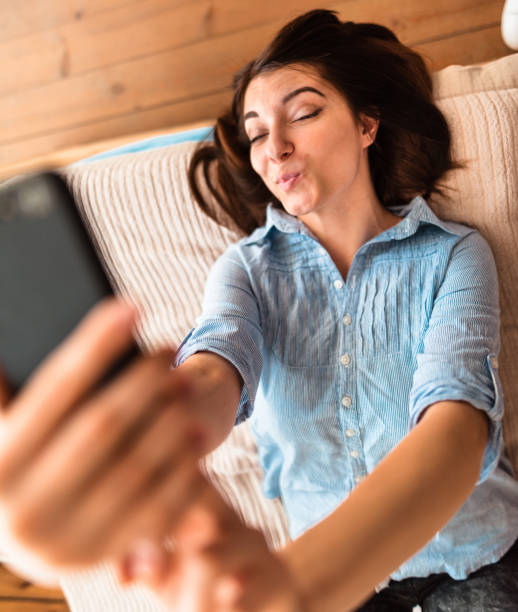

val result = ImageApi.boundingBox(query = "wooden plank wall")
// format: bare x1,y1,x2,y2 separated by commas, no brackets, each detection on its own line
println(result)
0,563,68,612
0,0,512,179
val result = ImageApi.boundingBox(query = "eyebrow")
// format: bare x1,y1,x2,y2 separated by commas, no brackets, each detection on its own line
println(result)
243,86,326,122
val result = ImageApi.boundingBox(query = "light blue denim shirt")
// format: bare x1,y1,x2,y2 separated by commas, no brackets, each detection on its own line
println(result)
177,196,518,581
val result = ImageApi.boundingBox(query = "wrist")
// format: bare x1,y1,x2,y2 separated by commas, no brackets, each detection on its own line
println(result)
275,547,312,612
175,353,240,453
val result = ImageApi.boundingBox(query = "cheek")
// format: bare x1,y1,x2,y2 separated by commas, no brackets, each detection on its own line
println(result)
325,131,362,171
250,149,263,177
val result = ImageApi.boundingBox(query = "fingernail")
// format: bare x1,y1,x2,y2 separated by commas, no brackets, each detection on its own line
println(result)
125,540,161,581
215,575,243,604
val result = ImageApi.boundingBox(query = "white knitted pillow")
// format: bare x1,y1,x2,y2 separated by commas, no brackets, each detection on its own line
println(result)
430,52,518,473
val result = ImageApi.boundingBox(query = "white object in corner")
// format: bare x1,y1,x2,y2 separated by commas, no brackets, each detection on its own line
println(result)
502,0,518,49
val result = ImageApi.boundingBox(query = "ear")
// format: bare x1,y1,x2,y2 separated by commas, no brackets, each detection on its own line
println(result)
359,113,379,148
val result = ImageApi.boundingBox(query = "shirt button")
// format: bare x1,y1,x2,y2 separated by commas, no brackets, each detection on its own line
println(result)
340,354,351,367
319,247,326,255
333,279,344,289
354,475,363,483
342,314,352,326
490,356,499,369
350,450,360,458
341,395,352,408
345,429,356,438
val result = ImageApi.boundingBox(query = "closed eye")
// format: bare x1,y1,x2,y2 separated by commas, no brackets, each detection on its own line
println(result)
249,133,266,145
248,108,323,145
294,108,322,122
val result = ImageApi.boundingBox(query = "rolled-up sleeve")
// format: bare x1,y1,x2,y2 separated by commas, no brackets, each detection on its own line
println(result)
409,230,503,483
175,245,263,424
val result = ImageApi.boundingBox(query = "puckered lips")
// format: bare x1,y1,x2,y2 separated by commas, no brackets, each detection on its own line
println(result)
276,172,302,192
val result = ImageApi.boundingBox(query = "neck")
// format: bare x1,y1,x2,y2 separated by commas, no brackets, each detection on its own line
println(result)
298,187,400,279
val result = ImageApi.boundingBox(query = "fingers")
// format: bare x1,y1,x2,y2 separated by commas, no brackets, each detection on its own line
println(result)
0,298,139,489
0,299,136,456
102,455,207,561
116,489,300,612
211,545,303,612
3,351,188,562
175,485,241,551
116,486,239,589
58,407,201,562
182,521,301,612
12,348,176,496
118,539,174,587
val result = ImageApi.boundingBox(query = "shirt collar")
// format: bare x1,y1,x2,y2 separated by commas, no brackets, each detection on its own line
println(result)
244,196,461,245
371,195,462,244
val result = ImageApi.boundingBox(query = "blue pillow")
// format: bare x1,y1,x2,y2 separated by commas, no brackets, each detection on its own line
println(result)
80,125,214,163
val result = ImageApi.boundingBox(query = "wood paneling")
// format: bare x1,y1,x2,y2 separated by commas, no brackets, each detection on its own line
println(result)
3,0,139,41
1,0,504,97
0,0,212,95
0,564,68,612
0,0,512,178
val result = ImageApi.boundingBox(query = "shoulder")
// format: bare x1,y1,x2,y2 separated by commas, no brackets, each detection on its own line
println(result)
434,226,499,301
219,222,282,268
444,227,496,272
412,198,495,268
206,227,275,286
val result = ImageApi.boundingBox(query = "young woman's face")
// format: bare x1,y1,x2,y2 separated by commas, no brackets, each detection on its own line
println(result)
242,64,377,218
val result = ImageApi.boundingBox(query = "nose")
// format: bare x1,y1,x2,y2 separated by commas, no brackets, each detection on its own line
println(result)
266,129,294,163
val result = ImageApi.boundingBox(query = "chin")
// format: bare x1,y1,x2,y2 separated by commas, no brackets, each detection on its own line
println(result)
279,196,317,218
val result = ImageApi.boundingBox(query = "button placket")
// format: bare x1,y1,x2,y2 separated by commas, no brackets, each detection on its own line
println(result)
343,429,365,484
337,265,365,489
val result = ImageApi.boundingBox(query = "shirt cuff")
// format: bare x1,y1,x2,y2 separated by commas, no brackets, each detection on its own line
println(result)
409,353,503,484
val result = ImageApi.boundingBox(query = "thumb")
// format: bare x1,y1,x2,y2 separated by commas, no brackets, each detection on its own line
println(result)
118,539,171,588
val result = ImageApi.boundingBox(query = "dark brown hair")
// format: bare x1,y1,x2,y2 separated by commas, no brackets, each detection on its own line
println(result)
188,9,459,235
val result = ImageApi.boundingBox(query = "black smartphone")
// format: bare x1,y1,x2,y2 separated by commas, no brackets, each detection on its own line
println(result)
0,172,139,394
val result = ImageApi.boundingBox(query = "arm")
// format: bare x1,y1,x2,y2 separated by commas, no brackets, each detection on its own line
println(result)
279,231,501,611
137,398,488,612
173,244,265,444
175,351,242,454
0,301,242,588
279,399,488,612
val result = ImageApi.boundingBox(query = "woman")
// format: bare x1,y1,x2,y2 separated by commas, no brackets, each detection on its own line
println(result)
169,9,518,610
1,9,517,612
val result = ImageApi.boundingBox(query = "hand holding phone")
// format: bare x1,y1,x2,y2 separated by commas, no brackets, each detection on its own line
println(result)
0,174,206,580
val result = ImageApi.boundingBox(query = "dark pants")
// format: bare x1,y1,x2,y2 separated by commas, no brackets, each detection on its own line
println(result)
356,538,518,611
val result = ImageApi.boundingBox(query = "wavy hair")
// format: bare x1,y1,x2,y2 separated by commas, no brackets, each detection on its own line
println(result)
188,9,460,234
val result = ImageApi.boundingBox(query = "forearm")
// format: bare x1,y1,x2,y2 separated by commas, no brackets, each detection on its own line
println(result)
174,352,242,454
279,401,489,612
